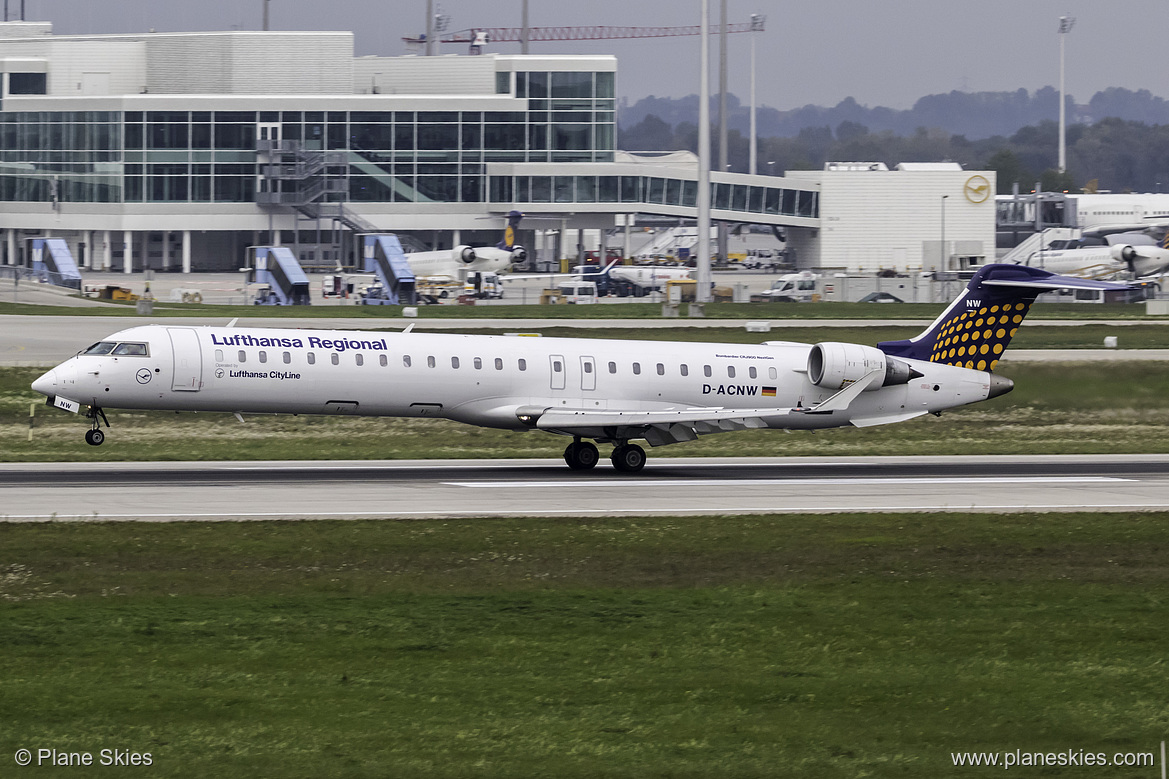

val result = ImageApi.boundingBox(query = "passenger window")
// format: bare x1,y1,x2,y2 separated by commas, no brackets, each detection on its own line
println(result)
355,354,364,366
427,356,436,368
452,356,460,369
403,355,412,367
308,353,316,365
238,350,246,362
769,367,777,380
680,364,689,376
283,352,291,364
474,357,482,370
380,354,388,367
608,361,617,374
749,366,757,379
728,366,736,378
331,353,339,365
112,342,148,356
704,365,712,377
495,358,503,370
214,349,223,361
656,363,664,375
259,351,267,364
553,360,562,372
584,362,593,373
632,362,641,375
518,359,527,371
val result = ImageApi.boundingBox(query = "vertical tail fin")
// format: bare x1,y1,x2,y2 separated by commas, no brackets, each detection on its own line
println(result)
878,264,1130,371
498,210,524,250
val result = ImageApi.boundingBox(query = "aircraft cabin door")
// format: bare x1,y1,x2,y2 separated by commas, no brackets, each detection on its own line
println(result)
549,354,566,391
580,356,596,391
167,327,203,391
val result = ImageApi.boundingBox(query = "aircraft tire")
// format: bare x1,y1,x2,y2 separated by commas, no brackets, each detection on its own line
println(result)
611,443,646,473
85,428,104,446
564,441,599,470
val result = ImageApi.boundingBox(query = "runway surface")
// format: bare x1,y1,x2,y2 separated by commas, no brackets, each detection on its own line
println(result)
3,454,1167,521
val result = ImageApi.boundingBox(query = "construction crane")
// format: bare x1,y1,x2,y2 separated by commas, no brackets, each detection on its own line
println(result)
403,21,765,54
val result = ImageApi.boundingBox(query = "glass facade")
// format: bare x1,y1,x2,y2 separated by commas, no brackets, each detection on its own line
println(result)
0,69,618,206
490,174,819,219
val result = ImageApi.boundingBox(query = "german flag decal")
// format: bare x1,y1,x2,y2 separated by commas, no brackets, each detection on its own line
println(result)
761,386,776,397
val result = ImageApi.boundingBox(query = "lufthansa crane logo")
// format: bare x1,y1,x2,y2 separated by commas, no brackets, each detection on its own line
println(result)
135,368,152,385
964,175,990,204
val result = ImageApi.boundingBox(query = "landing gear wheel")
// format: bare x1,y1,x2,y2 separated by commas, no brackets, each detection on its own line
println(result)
563,441,600,471
611,443,646,473
85,428,105,446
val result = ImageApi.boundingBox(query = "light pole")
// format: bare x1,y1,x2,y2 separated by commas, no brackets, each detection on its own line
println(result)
748,13,764,175
696,0,712,305
940,195,949,272
1058,15,1075,174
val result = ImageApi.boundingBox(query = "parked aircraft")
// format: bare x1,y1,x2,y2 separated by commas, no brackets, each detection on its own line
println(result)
403,210,528,279
31,265,1126,473
1024,225,1169,279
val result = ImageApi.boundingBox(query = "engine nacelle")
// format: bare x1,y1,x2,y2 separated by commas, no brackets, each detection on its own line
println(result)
1110,244,1138,264
510,245,528,265
808,342,916,391
455,245,477,264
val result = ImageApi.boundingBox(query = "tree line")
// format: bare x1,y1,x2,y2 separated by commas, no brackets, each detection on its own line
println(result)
618,87,1169,194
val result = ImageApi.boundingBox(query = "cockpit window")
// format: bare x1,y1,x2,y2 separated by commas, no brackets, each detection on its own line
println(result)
111,342,149,356
83,342,117,355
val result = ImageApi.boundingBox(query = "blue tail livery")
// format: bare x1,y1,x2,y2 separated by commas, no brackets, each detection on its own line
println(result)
878,264,1131,371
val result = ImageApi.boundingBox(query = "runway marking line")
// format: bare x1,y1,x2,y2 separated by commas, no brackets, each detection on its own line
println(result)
442,476,1134,488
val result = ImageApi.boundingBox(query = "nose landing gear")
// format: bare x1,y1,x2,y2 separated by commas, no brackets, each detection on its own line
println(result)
84,406,109,446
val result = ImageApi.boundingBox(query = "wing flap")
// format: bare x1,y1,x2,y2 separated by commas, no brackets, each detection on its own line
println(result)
533,406,791,430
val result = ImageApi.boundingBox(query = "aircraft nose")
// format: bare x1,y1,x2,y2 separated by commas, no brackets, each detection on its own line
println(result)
31,368,58,397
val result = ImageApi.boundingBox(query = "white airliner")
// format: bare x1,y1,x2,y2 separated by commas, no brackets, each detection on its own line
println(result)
30,264,1125,473
1023,226,1169,279
403,210,527,280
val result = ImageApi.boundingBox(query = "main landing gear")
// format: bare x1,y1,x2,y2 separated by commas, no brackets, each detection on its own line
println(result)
563,438,647,473
610,443,646,473
84,406,109,446
564,439,600,471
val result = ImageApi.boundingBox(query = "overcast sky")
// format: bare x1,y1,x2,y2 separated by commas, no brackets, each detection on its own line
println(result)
16,0,1168,111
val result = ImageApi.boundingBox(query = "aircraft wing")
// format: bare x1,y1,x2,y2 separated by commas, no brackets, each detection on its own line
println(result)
523,372,901,446
501,259,619,282
528,406,791,447
1082,222,1169,239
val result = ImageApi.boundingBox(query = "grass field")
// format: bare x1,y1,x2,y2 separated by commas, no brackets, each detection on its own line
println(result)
2,512,1166,777
5,358,1169,462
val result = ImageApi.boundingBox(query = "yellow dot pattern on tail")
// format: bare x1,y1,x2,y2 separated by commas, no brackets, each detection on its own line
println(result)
927,301,1032,372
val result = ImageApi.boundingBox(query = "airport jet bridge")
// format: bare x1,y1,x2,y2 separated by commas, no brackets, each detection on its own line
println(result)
361,234,416,305
250,246,312,305
28,238,83,290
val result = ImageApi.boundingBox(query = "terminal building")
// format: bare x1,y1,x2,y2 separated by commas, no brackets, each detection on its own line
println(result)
0,21,994,274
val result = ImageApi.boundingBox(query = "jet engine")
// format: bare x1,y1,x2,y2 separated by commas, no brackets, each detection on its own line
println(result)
455,245,477,264
808,342,918,391
1110,243,1169,276
509,245,528,266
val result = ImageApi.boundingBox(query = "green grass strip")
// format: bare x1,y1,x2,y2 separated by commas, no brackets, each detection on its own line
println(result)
2,512,1166,777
